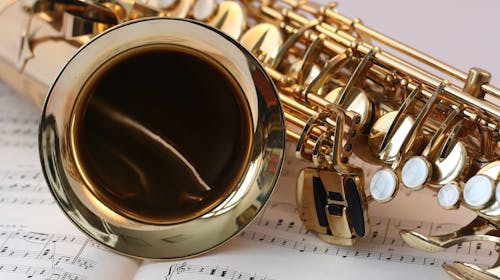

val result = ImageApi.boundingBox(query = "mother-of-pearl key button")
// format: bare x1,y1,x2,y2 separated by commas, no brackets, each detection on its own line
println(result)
401,156,430,190
437,183,460,209
464,174,494,209
370,168,398,202
193,0,218,21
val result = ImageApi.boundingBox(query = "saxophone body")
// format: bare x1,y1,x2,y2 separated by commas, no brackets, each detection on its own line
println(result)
0,0,499,278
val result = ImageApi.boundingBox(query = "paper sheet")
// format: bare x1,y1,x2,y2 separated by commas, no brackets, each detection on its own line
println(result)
0,84,141,280
132,148,495,279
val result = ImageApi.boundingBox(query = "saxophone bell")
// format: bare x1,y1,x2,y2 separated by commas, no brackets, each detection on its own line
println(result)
40,18,286,259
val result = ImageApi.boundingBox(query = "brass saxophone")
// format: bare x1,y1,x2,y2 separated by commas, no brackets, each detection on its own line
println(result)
0,0,498,278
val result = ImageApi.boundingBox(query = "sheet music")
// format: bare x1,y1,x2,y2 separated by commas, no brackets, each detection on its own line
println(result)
131,149,495,280
0,82,141,280
0,83,38,154
0,78,498,279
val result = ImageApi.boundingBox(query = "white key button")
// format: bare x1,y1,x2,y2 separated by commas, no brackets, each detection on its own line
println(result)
401,156,429,190
464,175,494,209
370,168,398,202
193,0,218,21
437,183,460,209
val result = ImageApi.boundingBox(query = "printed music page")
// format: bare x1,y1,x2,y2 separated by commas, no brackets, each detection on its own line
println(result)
131,152,494,280
0,83,141,280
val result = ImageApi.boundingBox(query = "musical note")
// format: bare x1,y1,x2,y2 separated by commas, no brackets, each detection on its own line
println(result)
252,213,495,258
0,225,137,280
0,168,56,209
0,170,45,193
0,196,56,206
240,210,495,268
0,263,86,280
164,262,273,280
0,104,38,149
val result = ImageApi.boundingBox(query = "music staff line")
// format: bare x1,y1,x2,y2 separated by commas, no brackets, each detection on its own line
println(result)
0,183,46,193
0,196,55,206
0,106,39,149
0,163,495,260
0,164,494,272
0,169,46,192
0,263,86,280
0,249,96,271
239,229,486,268
0,169,43,183
166,262,274,280
254,208,496,258
0,230,88,245
0,229,104,249
0,140,37,149
0,229,106,274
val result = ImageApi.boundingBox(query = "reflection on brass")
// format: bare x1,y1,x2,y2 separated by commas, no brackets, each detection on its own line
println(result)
297,107,368,247
74,46,252,224
0,0,499,278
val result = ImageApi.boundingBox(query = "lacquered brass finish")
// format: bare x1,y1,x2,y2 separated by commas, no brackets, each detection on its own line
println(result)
403,107,468,188
0,0,499,278
297,106,368,246
37,18,285,259
74,45,253,224
464,67,491,99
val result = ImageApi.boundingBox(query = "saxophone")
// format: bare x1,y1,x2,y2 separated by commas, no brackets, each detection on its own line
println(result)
0,0,498,278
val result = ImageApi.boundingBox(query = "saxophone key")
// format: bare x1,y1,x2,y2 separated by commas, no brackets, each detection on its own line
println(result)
463,175,495,210
369,168,398,203
192,0,218,22
437,182,461,210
